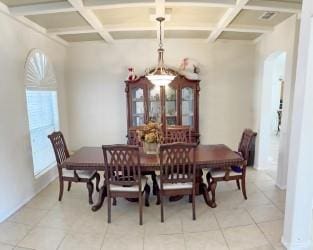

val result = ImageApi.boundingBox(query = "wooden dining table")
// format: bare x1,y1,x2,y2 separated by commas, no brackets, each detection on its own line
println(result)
62,144,244,211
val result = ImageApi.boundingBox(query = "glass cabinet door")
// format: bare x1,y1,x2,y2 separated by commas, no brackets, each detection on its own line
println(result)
181,87,194,127
165,86,177,126
148,87,161,123
131,87,145,126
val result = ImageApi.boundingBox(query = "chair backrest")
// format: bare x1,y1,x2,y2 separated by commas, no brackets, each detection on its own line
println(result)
164,126,191,143
102,145,141,188
48,131,69,166
159,143,196,186
133,131,143,146
238,129,257,161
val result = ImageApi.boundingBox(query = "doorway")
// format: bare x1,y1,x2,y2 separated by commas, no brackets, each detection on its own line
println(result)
257,52,287,177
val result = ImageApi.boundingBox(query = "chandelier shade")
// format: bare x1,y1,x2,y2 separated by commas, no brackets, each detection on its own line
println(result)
146,17,176,86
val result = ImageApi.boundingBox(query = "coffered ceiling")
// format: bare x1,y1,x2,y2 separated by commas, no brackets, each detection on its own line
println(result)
0,0,302,45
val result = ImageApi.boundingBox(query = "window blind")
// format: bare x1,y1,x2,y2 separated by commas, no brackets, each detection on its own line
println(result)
26,90,59,176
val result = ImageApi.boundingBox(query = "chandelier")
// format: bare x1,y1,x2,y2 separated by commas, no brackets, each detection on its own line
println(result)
146,17,176,86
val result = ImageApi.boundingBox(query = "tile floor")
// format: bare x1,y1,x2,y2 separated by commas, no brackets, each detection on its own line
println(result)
0,168,286,250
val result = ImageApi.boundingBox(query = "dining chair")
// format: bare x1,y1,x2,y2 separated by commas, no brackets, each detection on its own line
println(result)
131,131,158,197
206,129,257,202
102,145,150,225
156,143,197,222
164,126,192,143
48,131,100,204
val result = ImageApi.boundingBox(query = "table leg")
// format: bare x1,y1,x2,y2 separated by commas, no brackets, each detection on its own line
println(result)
196,169,217,208
92,181,107,212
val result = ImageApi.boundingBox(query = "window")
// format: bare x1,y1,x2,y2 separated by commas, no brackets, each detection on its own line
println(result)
26,91,59,175
25,50,59,176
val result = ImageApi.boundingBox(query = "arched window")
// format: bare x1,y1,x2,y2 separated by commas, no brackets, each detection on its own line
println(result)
25,49,59,176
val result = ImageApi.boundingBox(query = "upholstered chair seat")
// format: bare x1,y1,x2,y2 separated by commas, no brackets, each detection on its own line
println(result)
110,177,148,192
157,174,192,190
62,169,98,179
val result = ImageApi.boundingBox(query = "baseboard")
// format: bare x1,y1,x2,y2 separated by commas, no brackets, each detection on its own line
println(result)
275,182,287,190
282,238,313,250
282,236,313,250
0,172,58,223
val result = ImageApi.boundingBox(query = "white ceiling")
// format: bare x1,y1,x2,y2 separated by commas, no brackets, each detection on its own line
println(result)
0,0,302,45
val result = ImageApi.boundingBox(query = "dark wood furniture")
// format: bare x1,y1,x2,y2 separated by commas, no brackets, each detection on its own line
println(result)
102,145,150,225
48,131,100,204
206,129,257,203
157,143,197,222
62,144,244,211
125,75,200,144
164,126,191,143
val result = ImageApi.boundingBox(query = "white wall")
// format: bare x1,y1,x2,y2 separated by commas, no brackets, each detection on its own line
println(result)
0,11,68,222
66,40,256,151
253,15,298,188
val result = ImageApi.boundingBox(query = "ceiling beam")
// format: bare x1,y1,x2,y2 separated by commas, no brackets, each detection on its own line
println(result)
84,0,235,9
17,16,68,46
67,0,114,43
244,0,301,14
46,23,272,35
85,1,154,10
207,0,250,43
9,2,75,16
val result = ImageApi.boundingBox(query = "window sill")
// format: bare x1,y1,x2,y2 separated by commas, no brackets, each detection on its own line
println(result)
34,162,57,179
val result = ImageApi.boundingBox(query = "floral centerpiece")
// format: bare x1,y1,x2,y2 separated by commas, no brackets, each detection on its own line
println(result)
137,122,162,154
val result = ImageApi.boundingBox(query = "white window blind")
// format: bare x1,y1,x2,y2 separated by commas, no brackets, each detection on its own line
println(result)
26,90,59,176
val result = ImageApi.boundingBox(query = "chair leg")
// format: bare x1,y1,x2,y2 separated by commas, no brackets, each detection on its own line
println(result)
236,179,241,190
156,186,160,205
87,181,94,205
192,191,196,221
139,192,143,225
241,177,247,200
108,194,111,224
206,171,214,194
67,181,72,192
58,179,64,201
144,184,150,207
189,194,192,203
95,173,100,192
210,180,217,203
151,172,158,196
160,194,164,223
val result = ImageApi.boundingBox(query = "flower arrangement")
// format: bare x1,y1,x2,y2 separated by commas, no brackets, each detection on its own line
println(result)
137,122,163,144
137,122,163,154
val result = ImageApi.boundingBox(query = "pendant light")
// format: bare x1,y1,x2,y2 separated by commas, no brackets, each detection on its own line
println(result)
146,17,176,86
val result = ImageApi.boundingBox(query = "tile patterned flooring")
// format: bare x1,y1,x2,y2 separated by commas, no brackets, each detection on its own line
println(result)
0,168,286,250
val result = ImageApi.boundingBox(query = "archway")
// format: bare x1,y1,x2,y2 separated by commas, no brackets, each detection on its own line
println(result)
256,51,287,179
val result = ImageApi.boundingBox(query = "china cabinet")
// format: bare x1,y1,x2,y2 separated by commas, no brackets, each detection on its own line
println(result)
125,74,200,144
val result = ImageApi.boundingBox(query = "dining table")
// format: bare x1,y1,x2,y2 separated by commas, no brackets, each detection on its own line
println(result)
62,144,245,211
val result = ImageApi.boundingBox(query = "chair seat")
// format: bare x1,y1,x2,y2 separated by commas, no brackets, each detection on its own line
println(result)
157,175,193,190
62,169,96,179
209,168,242,178
110,177,147,192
